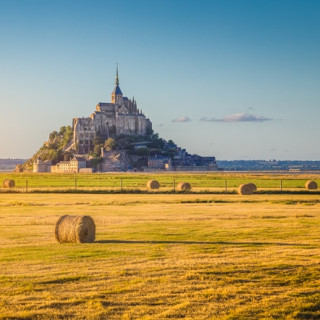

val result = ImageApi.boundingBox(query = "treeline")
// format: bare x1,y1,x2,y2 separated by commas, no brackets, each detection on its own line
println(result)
0,159,26,172
218,160,320,171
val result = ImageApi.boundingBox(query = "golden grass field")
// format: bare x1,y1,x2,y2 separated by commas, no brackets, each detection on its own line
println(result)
0,191,320,319
0,172,320,193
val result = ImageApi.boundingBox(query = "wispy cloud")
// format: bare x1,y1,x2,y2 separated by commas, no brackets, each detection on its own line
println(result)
172,116,192,123
200,113,272,123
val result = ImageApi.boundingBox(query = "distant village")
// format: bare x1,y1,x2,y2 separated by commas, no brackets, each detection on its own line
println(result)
32,149,218,173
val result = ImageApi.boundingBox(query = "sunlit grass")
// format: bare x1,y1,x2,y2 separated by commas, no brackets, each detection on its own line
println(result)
0,193,320,319
0,172,320,192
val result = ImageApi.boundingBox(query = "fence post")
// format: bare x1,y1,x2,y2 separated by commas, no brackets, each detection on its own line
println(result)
225,180,227,193
120,179,123,192
280,180,282,192
173,179,176,192
26,180,28,193
74,178,77,191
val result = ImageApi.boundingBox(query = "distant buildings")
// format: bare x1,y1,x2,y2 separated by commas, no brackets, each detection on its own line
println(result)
131,141,151,150
51,156,87,173
216,160,320,171
147,156,171,170
33,156,90,173
170,154,218,172
146,151,218,172
33,157,52,173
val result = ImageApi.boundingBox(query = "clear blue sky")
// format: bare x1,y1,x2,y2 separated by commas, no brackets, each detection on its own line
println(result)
1,0,319,160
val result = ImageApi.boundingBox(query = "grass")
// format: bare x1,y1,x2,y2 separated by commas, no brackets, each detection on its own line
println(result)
0,192,320,319
0,172,320,192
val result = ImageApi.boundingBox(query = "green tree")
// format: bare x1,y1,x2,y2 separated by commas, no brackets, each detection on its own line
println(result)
93,136,104,146
46,149,58,163
59,126,66,136
94,144,103,156
63,152,73,161
135,147,149,156
49,131,58,140
104,138,116,151
168,140,176,147
146,127,153,135
89,156,103,170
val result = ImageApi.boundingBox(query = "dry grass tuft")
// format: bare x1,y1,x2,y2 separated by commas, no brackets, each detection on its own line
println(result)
55,215,96,243
1,193,320,319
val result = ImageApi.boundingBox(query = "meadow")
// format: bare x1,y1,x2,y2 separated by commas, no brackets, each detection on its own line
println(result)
0,188,320,319
1,172,320,192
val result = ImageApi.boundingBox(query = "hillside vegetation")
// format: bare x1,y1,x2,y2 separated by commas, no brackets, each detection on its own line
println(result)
17,126,73,172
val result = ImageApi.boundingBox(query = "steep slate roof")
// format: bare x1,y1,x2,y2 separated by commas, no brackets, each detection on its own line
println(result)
112,64,123,95
97,102,114,106
112,85,123,95
112,86,122,94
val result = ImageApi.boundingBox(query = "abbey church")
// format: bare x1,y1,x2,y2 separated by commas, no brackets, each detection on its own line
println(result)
73,68,152,154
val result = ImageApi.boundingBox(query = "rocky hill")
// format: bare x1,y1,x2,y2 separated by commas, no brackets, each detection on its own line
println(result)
20,123,217,172
19,122,174,172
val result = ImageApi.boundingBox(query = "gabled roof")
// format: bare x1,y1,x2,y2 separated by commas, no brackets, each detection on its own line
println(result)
97,102,114,106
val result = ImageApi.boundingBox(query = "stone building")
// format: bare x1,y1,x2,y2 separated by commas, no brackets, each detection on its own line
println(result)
33,157,52,173
51,156,87,173
148,156,171,170
73,67,152,154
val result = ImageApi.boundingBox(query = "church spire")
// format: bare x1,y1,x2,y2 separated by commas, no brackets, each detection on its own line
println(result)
111,63,123,103
115,63,119,86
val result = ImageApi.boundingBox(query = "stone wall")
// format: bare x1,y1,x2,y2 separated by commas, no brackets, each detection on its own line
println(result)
33,160,52,173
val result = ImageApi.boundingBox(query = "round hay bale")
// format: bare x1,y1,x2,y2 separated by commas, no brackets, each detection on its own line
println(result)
238,184,254,195
147,180,160,190
305,180,318,190
55,215,96,243
176,182,191,192
3,179,15,188
247,183,257,191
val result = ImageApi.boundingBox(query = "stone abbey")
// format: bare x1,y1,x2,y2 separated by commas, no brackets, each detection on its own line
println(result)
30,67,218,173
73,67,152,154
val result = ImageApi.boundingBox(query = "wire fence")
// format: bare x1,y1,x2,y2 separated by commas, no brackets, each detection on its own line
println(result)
1,173,319,194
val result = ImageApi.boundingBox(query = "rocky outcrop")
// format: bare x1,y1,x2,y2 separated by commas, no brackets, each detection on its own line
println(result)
100,151,131,172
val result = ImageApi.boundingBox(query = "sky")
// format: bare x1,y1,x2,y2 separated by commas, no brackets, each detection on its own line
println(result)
0,0,319,160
